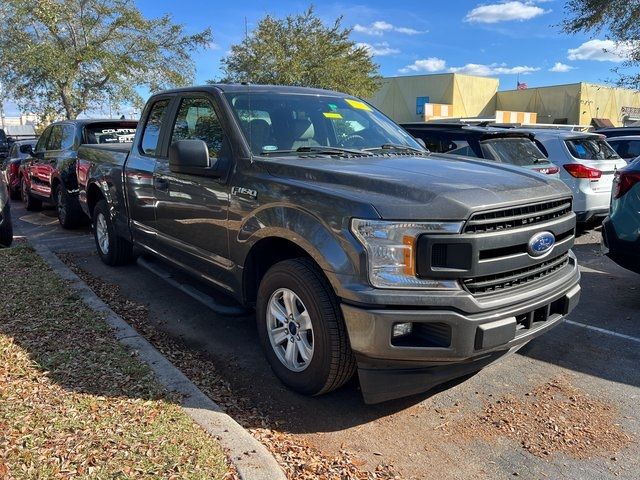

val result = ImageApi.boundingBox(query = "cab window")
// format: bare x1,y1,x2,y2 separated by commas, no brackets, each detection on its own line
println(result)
171,97,224,157
46,125,63,150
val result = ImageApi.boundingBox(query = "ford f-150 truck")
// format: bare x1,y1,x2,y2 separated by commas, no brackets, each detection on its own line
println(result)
20,119,137,228
77,85,581,404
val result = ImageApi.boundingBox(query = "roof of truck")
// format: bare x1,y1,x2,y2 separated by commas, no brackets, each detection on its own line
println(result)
157,83,348,96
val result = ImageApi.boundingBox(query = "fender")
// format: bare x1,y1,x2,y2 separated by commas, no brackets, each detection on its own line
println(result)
236,204,366,295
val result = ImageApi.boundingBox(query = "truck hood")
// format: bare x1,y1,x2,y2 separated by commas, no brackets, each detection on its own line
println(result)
263,153,572,220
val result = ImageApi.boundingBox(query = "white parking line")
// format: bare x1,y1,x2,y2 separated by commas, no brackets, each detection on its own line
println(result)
565,319,640,345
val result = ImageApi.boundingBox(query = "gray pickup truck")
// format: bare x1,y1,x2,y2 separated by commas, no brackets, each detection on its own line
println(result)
77,84,581,403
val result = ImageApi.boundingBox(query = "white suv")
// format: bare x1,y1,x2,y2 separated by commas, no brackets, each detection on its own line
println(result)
511,129,627,223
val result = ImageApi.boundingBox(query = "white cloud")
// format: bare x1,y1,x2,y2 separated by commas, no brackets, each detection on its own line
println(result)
207,41,220,50
567,39,634,62
353,21,424,36
399,57,447,74
448,63,540,76
549,62,574,72
465,1,548,24
356,42,400,56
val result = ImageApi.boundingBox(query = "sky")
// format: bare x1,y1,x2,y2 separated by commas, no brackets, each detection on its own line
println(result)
4,0,630,116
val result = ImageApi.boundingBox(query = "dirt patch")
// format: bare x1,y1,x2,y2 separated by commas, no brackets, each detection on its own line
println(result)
57,253,401,480
451,377,632,459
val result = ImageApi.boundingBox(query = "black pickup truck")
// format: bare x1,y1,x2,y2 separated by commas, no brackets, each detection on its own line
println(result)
20,119,137,228
77,84,581,403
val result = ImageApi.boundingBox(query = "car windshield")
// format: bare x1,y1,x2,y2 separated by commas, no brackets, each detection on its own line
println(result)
480,137,549,167
224,92,424,156
565,138,620,160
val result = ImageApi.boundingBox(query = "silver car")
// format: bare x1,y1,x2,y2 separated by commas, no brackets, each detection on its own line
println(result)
510,129,627,223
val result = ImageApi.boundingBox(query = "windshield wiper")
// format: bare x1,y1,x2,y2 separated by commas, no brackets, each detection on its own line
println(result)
261,145,371,156
364,143,426,154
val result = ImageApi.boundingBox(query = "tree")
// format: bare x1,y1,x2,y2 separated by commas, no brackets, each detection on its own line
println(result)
0,0,212,119
219,7,380,98
562,0,640,88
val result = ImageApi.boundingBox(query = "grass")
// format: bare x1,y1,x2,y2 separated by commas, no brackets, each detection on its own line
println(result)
0,246,232,479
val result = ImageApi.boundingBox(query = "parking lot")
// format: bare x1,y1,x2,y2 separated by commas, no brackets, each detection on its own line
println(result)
11,200,640,480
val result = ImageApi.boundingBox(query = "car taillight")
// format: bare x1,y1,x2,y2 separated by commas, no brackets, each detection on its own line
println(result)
534,166,560,175
614,171,640,199
563,163,602,179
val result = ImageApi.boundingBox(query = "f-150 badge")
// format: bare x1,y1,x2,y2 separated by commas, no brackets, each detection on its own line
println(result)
231,186,257,199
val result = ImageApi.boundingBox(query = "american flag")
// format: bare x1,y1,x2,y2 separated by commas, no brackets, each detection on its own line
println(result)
517,81,528,90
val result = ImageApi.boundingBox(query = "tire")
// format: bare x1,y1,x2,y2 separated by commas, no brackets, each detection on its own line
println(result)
92,199,134,266
256,258,356,396
54,184,84,229
0,203,13,248
21,177,42,211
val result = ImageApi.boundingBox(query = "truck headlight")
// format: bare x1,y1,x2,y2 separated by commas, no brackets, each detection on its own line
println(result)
351,219,463,289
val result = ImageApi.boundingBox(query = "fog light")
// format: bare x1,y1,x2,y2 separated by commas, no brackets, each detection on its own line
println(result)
392,322,413,338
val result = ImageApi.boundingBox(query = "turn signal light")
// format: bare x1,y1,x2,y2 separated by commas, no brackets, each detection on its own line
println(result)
563,163,602,179
614,171,640,199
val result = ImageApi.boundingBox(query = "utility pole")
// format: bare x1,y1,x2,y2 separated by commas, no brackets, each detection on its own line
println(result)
0,82,5,131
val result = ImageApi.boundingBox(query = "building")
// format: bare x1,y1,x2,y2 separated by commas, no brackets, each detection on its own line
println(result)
369,73,640,127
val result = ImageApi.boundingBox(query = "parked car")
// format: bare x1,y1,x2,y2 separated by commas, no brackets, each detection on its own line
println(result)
602,157,640,274
401,122,560,177
597,126,640,138
20,119,137,228
77,84,580,404
0,129,9,161
2,139,37,200
0,173,13,247
506,129,627,223
602,135,640,164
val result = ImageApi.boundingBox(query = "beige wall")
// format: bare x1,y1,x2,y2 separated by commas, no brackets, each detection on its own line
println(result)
496,84,582,124
368,73,498,123
578,83,640,126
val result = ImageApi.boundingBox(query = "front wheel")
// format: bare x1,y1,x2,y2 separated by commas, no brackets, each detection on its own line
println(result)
256,258,356,396
92,199,133,266
21,177,42,211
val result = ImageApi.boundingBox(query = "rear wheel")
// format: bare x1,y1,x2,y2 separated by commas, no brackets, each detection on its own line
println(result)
9,183,21,201
21,177,42,211
0,203,13,248
92,199,133,266
55,184,83,229
256,258,356,396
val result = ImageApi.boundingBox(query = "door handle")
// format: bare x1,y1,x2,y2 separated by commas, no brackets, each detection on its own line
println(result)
154,177,169,191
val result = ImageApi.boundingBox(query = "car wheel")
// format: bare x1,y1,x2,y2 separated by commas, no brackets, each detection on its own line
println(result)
256,258,356,396
54,184,83,229
92,199,133,266
0,203,13,248
21,177,42,211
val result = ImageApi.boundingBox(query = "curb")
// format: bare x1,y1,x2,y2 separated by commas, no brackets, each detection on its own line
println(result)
31,242,286,480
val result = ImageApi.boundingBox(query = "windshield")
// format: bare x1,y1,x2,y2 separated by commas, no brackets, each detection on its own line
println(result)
224,92,423,156
565,138,620,160
480,137,549,167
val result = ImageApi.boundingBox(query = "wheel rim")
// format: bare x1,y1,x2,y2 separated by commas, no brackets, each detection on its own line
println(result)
95,212,109,255
267,288,314,372
57,189,66,223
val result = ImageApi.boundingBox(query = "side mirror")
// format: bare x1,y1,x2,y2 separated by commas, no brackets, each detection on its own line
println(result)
414,137,427,149
169,139,221,177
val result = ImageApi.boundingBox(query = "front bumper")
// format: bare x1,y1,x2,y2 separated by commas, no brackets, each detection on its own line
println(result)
341,274,581,403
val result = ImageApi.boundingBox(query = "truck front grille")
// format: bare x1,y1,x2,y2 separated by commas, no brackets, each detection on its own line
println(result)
462,253,570,296
463,198,573,234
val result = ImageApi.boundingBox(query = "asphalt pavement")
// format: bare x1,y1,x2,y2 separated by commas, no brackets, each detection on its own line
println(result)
10,199,640,480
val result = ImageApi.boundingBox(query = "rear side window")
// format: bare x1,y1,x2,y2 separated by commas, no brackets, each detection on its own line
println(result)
408,131,455,153
171,97,224,157
610,139,640,159
565,138,620,160
141,99,170,156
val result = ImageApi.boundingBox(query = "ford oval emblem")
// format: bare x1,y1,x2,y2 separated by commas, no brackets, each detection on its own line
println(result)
527,231,556,257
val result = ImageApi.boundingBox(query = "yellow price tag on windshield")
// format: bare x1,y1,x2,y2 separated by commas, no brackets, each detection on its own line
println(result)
345,99,371,111
323,112,343,119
